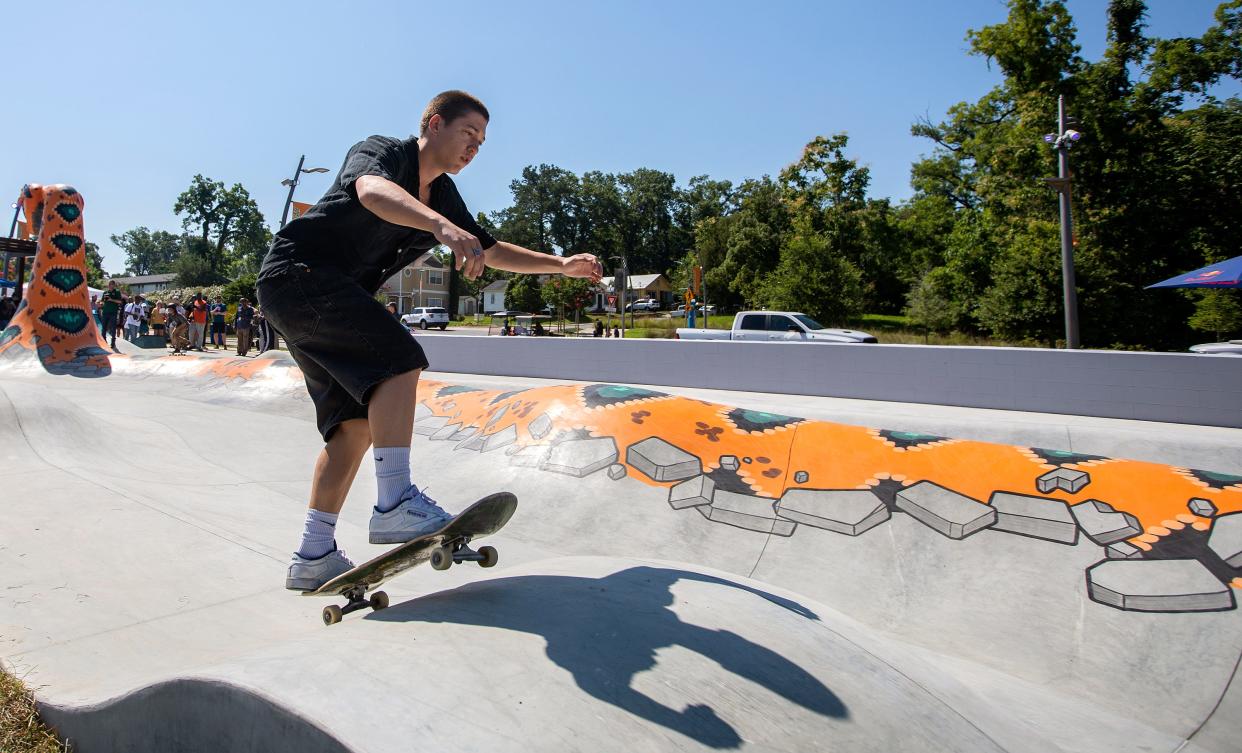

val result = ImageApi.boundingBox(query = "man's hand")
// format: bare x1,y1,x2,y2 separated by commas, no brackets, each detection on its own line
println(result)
438,220,487,280
562,253,603,283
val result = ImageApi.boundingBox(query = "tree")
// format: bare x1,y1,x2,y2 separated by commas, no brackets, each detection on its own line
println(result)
504,274,543,313
907,0,1242,349
1188,290,1242,341
905,271,959,342
111,227,181,276
758,219,865,326
173,175,268,278
541,276,595,316
83,242,107,287
172,236,218,288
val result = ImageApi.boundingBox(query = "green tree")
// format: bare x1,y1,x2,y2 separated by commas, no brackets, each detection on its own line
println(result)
83,242,107,287
541,276,595,315
111,227,181,276
220,273,258,306
173,175,268,278
758,219,865,325
904,271,959,342
1188,289,1242,340
504,274,543,313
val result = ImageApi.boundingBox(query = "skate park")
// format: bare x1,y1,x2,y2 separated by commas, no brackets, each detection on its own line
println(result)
0,186,1239,752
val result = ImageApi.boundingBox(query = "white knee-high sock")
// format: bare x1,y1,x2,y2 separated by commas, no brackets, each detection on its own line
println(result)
297,509,338,560
374,446,412,512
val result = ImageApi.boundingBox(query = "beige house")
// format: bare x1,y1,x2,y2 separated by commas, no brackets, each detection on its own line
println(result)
110,273,178,296
380,252,449,314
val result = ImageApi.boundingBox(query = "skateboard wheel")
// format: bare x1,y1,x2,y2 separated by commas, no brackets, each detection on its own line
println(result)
323,605,343,626
369,591,390,610
478,545,498,568
431,546,453,571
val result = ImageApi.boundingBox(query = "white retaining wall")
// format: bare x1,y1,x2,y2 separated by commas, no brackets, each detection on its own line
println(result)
419,335,1242,429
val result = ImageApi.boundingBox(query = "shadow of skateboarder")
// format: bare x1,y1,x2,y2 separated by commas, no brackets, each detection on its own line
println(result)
370,565,848,748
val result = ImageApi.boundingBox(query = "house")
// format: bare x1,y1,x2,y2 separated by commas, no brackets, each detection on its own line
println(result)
380,252,449,314
109,273,178,296
594,273,673,311
482,279,507,313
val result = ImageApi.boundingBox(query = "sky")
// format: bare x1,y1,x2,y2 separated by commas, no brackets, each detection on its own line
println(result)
3,0,1237,276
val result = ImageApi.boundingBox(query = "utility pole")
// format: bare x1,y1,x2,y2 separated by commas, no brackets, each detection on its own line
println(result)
1043,95,1082,349
280,156,330,228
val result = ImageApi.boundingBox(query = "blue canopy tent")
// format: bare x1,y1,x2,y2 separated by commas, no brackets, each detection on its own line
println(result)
1145,255,1242,289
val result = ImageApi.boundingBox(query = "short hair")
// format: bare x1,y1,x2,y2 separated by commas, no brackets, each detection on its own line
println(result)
420,90,489,135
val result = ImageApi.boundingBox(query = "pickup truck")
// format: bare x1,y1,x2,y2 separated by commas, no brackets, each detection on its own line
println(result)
676,311,877,343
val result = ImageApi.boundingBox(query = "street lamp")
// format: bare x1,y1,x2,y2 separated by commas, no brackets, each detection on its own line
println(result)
8,202,19,238
279,155,330,227
1042,94,1083,349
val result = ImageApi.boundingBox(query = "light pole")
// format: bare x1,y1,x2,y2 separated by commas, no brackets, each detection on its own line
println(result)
1043,95,1083,349
279,155,329,227
8,202,19,238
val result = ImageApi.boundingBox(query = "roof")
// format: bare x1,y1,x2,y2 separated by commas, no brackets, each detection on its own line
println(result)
109,273,178,285
483,280,509,292
410,251,445,270
599,274,669,291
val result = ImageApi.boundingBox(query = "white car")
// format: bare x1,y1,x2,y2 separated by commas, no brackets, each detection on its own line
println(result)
401,307,450,331
671,303,717,316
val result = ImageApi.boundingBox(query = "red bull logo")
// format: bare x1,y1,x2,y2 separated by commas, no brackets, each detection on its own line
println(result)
1185,269,1224,283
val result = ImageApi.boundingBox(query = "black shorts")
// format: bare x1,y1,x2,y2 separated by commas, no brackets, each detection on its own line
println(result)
257,263,429,442
211,321,226,334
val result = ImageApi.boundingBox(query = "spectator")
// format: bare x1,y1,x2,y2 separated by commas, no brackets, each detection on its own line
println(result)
99,280,123,348
188,292,208,351
386,302,400,319
593,320,603,338
149,299,166,342
90,295,101,329
166,303,189,354
124,294,145,342
210,296,228,349
234,298,255,356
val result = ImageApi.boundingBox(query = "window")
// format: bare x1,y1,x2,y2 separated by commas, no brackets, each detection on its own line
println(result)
428,272,444,286
739,314,767,331
767,315,798,332
428,298,443,308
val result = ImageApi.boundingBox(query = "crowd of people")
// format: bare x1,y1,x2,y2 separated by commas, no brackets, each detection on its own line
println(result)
88,281,263,356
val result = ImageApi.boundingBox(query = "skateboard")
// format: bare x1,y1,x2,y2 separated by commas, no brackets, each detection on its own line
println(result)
305,491,518,625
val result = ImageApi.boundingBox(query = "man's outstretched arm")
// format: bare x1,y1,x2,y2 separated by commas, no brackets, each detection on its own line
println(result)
485,242,602,282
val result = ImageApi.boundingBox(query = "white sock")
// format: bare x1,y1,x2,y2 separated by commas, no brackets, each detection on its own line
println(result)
374,446,412,513
297,509,338,560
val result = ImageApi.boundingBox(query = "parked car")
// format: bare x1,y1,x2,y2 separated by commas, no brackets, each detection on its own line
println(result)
676,311,877,343
401,307,450,330
625,298,660,312
671,303,717,316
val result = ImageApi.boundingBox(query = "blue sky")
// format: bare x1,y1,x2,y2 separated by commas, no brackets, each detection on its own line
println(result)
3,1,1236,275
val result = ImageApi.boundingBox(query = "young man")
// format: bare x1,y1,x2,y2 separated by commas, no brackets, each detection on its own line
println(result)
233,298,255,356
123,294,145,342
99,280,123,349
210,296,228,348
258,90,601,591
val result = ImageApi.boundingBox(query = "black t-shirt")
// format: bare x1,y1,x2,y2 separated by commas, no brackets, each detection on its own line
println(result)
260,135,496,293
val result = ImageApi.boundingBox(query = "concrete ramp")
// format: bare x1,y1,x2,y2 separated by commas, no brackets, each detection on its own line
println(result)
3,184,1238,751
1,354,1240,752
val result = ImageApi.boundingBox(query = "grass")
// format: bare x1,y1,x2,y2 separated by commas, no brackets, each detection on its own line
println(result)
1,668,67,753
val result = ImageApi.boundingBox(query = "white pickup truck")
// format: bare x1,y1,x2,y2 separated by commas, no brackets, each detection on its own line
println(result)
676,311,877,343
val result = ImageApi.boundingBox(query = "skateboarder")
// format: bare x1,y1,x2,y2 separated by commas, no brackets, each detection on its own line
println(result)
259,90,602,591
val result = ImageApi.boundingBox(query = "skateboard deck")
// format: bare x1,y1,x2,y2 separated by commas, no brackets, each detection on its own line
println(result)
305,491,517,625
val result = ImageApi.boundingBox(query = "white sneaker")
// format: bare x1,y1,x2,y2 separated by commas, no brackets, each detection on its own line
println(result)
369,486,452,544
285,548,355,591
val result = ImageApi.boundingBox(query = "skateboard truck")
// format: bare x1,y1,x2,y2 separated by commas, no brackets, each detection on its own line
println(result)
430,535,499,571
322,586,390,626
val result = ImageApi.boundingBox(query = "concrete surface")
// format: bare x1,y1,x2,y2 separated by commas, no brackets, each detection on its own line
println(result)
0,345,1238,752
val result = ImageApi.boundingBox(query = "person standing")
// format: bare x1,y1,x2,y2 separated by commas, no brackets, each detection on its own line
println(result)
210,296,228,349
258,90,601,591
99,280,123,349
188,292,208,351
123,294,145,342
234,298,255,356
149,299,167,343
